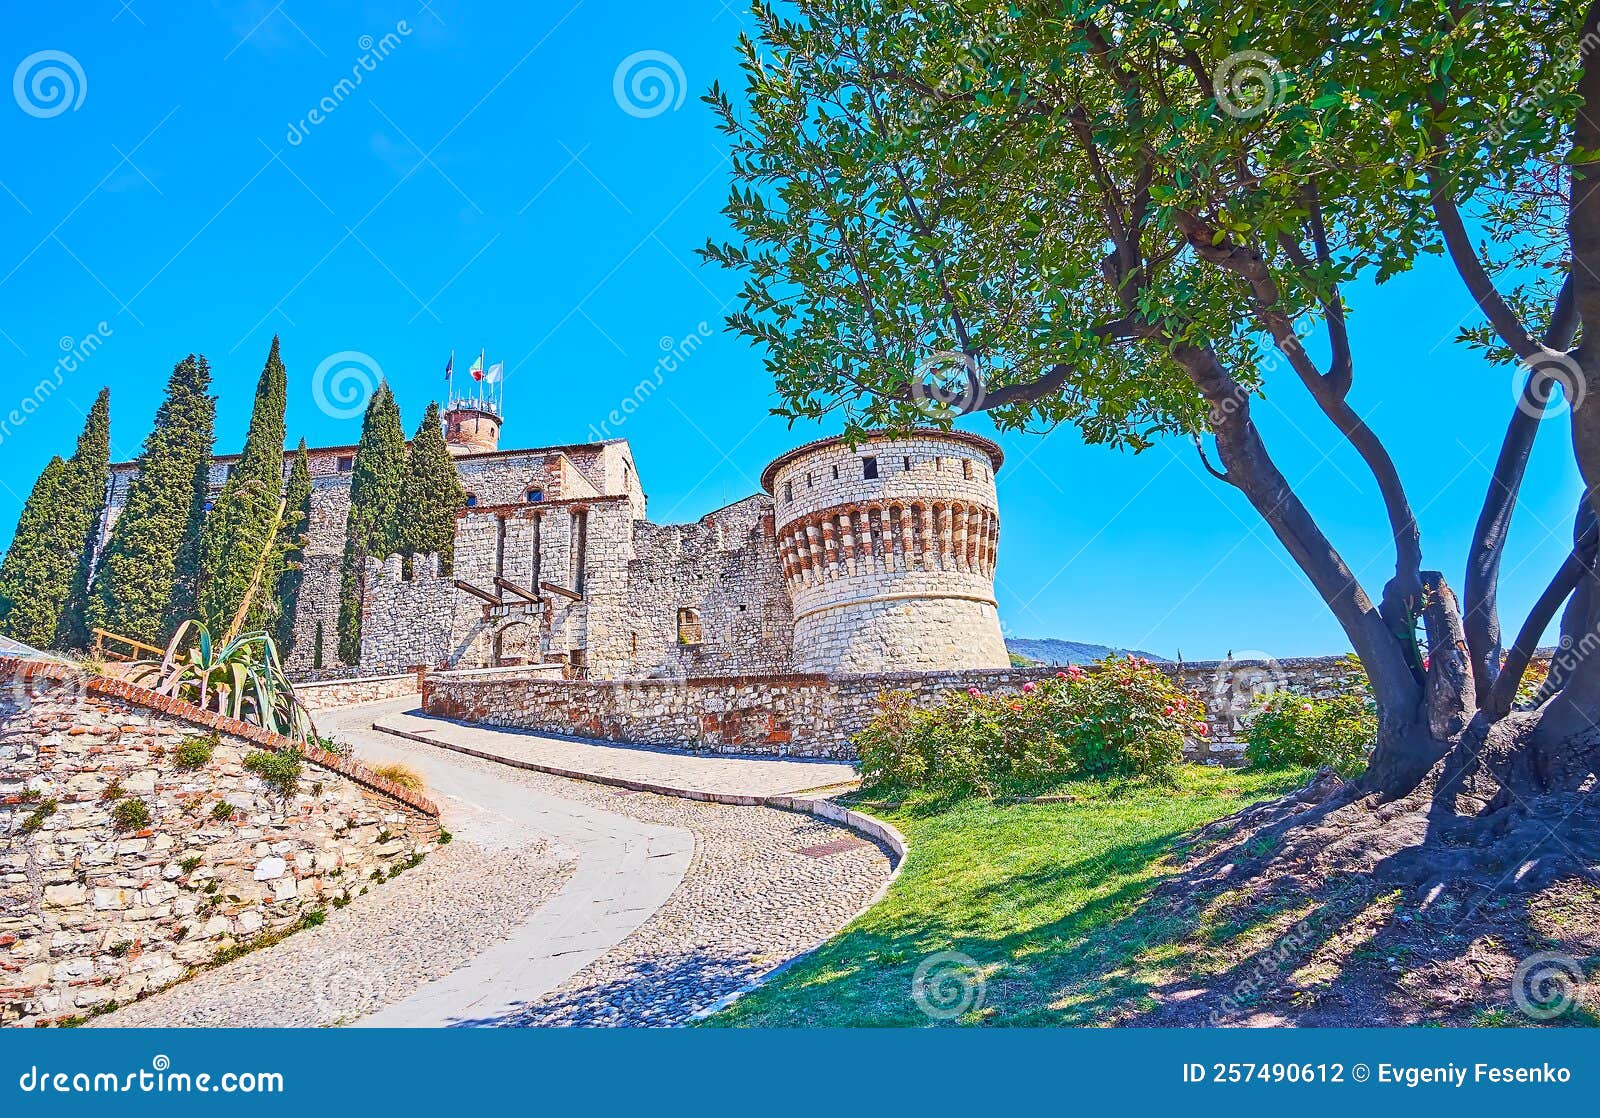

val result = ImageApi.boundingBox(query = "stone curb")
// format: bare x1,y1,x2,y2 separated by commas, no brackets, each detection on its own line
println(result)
369,715,910,1020
0,655,440,819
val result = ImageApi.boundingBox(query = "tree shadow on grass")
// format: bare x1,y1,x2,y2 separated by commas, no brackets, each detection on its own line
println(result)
728,775,1600,1028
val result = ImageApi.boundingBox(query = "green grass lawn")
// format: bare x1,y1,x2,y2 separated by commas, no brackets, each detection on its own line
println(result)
709,764,1312,1027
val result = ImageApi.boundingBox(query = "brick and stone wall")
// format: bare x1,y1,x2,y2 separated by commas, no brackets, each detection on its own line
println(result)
421,653,1382,763
295,671,422,712
763,432,1010,674
0,657,439,1027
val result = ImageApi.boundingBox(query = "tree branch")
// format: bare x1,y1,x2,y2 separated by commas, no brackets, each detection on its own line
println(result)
1462,277,1578,705
1487,507,1599,719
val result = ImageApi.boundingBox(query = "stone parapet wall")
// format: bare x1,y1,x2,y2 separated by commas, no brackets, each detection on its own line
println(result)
295,671,423,712
420,653,1421,763
0,657,439,1027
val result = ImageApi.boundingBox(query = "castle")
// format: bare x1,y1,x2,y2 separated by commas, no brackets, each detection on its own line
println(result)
102,396,1011,681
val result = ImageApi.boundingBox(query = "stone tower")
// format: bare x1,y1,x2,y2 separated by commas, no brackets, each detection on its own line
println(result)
443,399,502,456
762,430,1009,674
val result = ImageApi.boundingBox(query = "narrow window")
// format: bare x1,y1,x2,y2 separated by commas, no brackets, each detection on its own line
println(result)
630,631,639,655
806,472,813,488
863,456,878,480
570,509,588,594
313,621,325,670
531,511,542,593
784,480,793,502
337,455,354,472
832,464,839,480
903,455,911,472
495,516,508,577
963,458,973,480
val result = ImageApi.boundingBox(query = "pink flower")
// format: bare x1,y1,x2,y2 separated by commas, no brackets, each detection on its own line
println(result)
967,687,981,697
1164,706,1174,716
1056,671,1069,680
1022,682,1037,694
1195,721,1209,736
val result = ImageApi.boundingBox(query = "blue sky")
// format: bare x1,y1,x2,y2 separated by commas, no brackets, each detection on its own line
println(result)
0,1,1583,660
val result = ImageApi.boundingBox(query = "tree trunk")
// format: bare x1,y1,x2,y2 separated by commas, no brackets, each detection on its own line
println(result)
1172,345,1448,794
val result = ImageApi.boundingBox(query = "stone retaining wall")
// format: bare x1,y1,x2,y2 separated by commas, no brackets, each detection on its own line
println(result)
1,657,440,1027
421,653,1381,762
296,671,423,712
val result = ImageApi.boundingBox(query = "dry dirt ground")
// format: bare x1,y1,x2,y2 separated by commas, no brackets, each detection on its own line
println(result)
1104,772,1600,1027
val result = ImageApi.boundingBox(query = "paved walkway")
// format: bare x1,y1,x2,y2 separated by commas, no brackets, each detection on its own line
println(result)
372,708,859,800
335,704,697,1027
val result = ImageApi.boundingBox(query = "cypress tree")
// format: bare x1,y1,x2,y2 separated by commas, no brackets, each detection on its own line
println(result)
0,390,112,650
198,337,289,633
0,457,69,648
88,355,216,646
54,388,113,650
337,383,406,664
397,402,466,575
273,441,313,656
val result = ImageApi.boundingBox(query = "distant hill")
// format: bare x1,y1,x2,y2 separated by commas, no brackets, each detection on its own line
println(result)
1005,637,1169,666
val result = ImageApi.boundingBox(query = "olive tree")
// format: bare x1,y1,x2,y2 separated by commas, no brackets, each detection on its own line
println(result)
707,0,1595,874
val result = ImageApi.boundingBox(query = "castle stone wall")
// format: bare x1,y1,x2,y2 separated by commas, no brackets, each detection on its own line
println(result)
421,654,1390,763
626,496,794,679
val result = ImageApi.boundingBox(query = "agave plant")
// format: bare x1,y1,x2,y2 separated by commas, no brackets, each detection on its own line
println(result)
128,621,318,744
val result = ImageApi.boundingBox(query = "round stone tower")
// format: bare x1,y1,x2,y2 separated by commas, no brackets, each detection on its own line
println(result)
761,430,1009,674
443,401,502,456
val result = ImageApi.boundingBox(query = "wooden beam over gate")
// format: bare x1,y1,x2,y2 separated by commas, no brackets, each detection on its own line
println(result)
453,579,502,606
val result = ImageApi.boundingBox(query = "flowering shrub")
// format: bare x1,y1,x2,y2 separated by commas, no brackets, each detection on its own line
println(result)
1243,691,1375,778
853,656,1203,798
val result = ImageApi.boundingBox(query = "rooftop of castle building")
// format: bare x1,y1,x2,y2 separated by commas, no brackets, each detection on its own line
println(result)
111,437,631,471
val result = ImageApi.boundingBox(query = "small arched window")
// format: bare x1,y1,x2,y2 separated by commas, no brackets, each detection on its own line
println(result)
464,493,479,508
